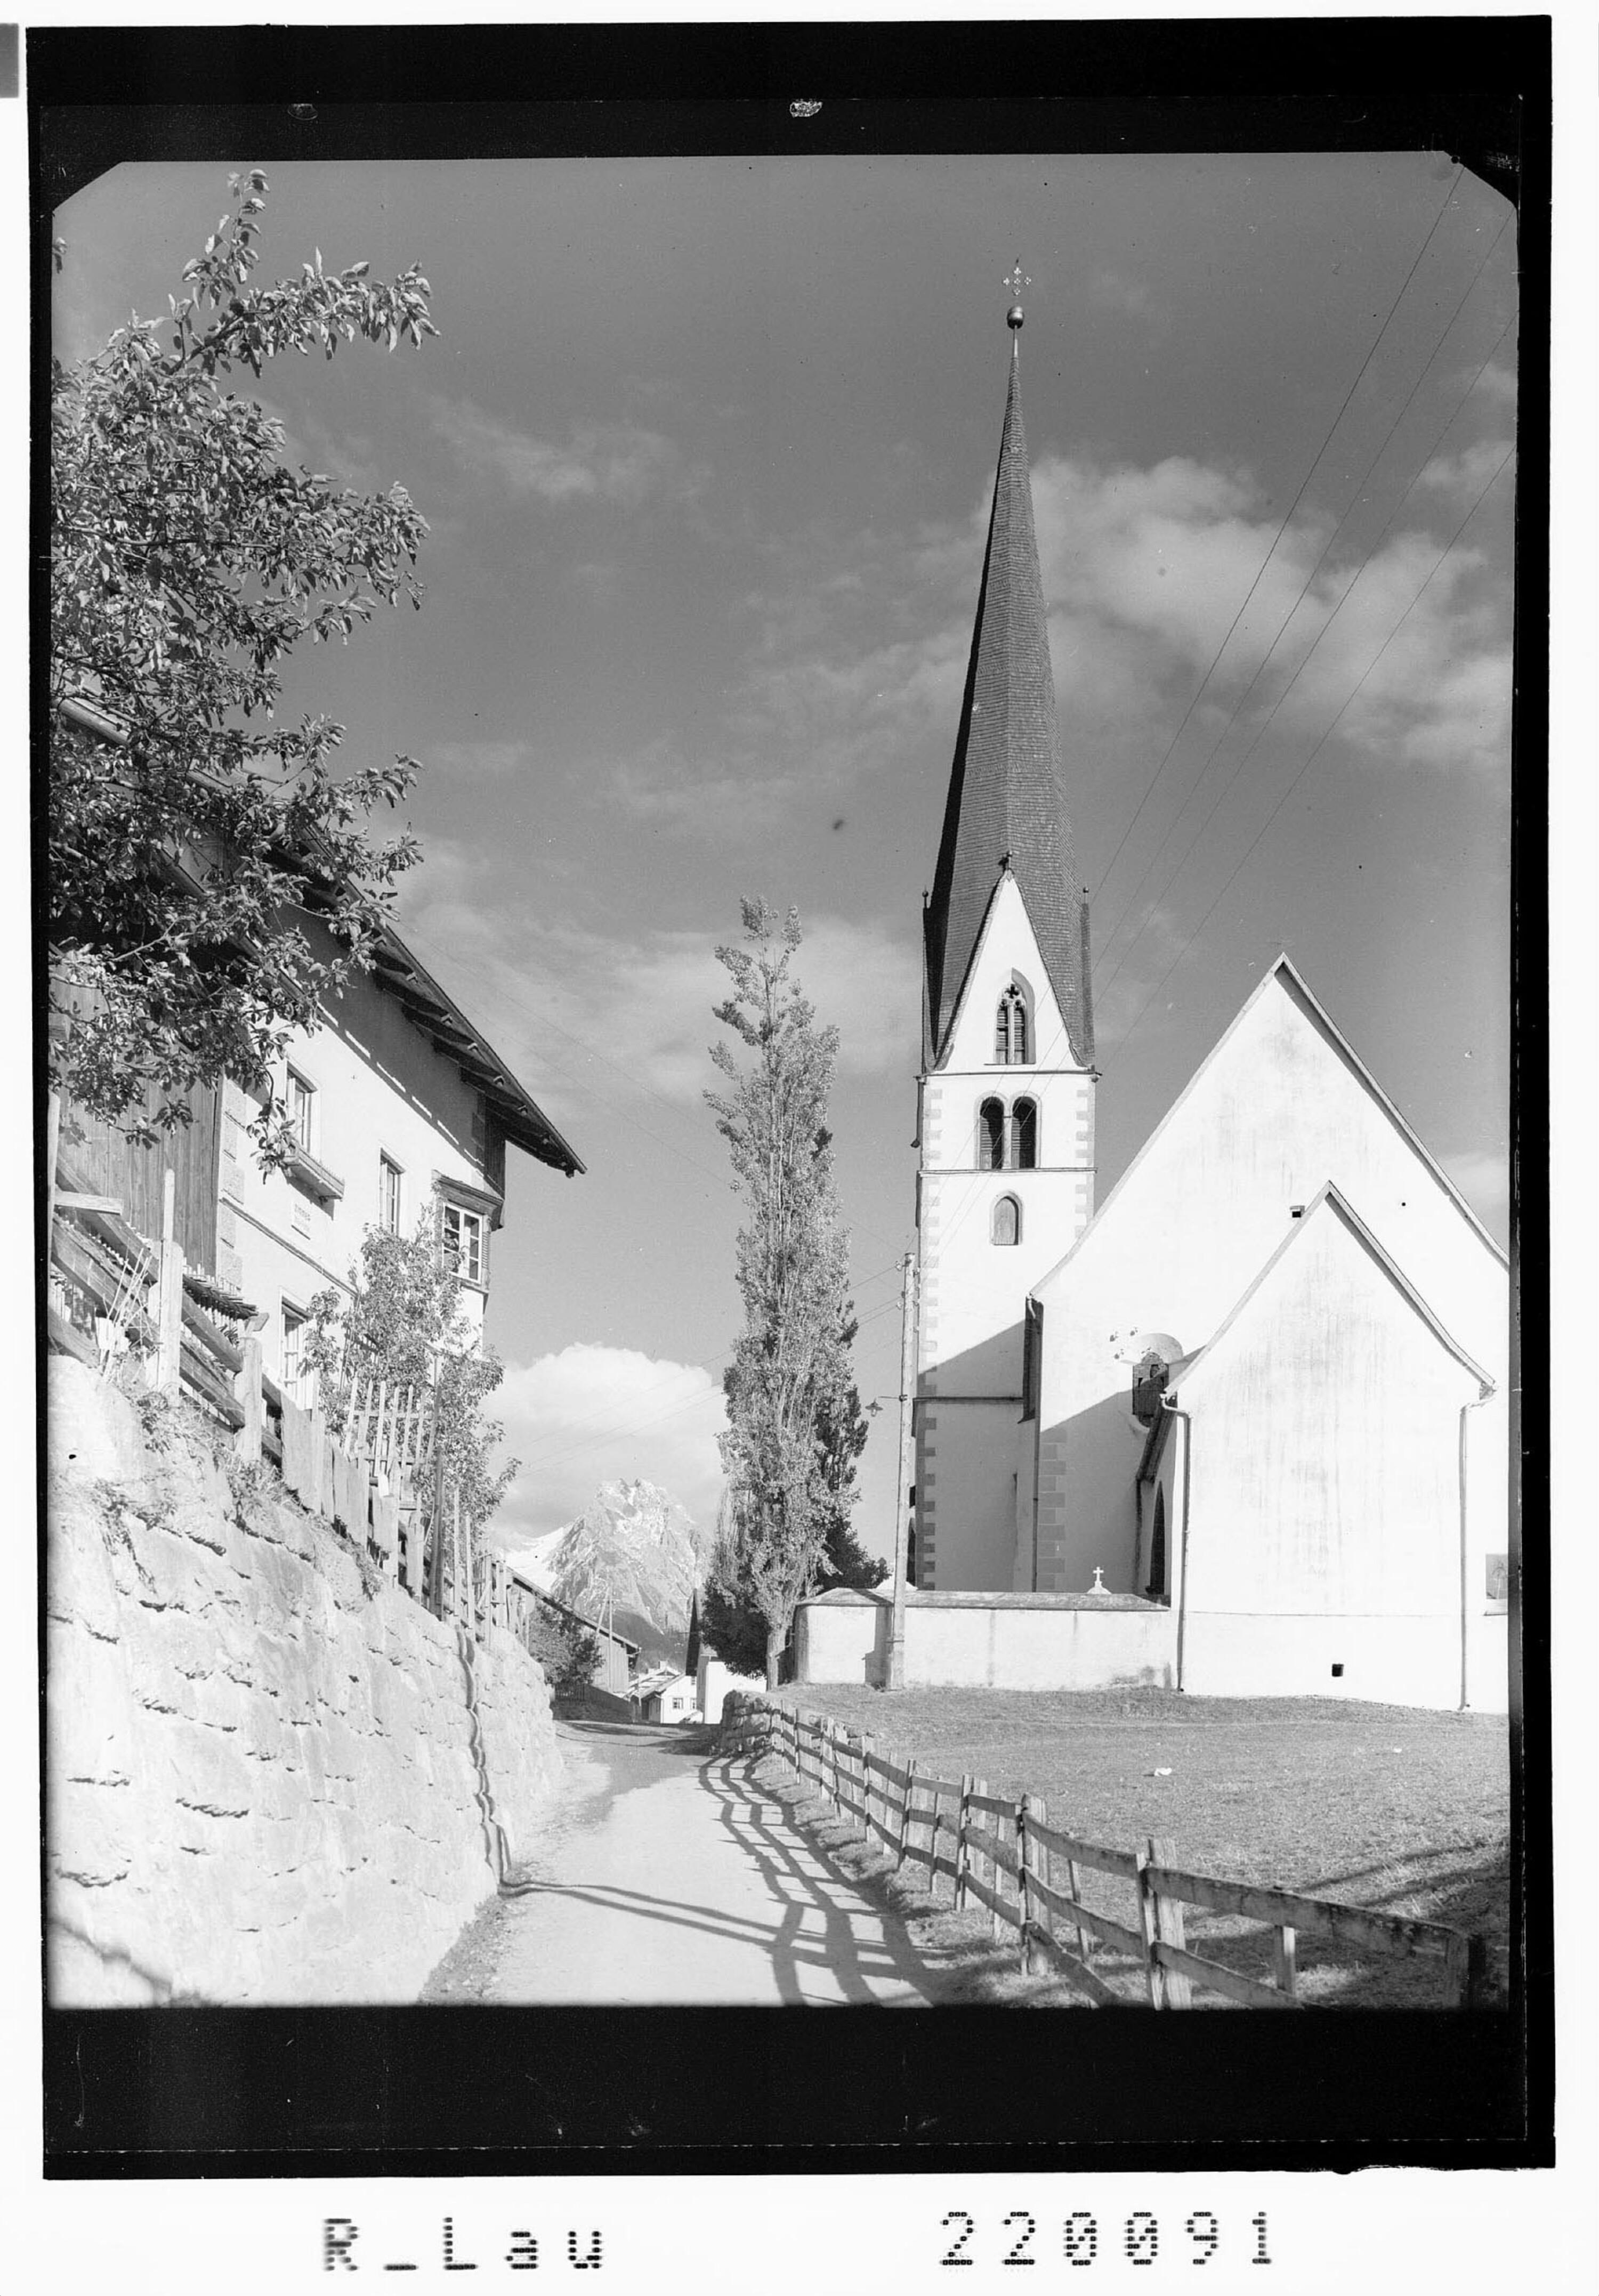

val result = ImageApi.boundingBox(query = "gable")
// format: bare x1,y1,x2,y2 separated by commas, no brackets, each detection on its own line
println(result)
1177,1184,1492,1403
938,871,1078,1074
1033,957,1506,1380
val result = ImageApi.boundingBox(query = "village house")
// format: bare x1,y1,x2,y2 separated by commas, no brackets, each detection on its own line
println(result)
793,291,1510,1713
54,875,583,1403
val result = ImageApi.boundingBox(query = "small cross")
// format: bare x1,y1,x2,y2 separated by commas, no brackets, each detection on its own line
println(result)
1003,259,1031,299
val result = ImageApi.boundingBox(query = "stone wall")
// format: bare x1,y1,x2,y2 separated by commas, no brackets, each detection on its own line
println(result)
46,1359,564,2006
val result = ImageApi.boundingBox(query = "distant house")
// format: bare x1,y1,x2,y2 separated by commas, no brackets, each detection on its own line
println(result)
633,1667,697,1724
55,875,583,1406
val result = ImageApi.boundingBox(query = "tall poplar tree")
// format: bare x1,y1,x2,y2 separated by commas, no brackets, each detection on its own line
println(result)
705,902,865,1687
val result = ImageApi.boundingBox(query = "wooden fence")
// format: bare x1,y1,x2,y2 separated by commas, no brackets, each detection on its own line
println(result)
720,1694,1490,2011
47,1166,520,1648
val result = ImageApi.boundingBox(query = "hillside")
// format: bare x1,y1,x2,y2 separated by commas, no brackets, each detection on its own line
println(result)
548,1479,707,1669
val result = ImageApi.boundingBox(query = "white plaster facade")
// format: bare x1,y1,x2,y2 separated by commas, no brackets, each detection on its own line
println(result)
1028,963,1509,1710
213,913,579,1403
916,873,1095,1590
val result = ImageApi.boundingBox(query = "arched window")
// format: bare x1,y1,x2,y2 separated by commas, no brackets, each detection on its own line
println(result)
979,1097,1006,1170
1012,1097,1038,1170
995,983,1029,1065
1148,1486,1168,1601
991,1193,1021,1246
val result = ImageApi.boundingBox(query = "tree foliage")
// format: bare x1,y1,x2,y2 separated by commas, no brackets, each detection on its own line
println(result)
520,1605,603,1706
301,1211,516,1542
703,901,868,1686
50,170,437,1161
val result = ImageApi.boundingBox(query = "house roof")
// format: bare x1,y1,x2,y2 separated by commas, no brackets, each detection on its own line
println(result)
1172,1181,1495,1400
924,338,1091,1071
1031,953,1506,1300
505,1572,640,1654
58,691,584,1178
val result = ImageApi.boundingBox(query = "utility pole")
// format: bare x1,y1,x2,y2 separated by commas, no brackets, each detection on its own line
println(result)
886,1249,918,1691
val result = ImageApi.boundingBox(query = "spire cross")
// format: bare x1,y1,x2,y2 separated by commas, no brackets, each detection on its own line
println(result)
1003,260,1031,300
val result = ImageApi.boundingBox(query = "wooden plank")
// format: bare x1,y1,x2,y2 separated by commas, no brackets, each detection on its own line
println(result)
1030,1816,1142,1882
1028,1871,1146,1960
1147,1836,1193,2009
47,1305,100,1366
965,1823,1021,1878
181,1291,244,1375
964,1867,1021,1929
968,1790,1019,1822
866,1750,911,1791
180,1338,246,1428
1151,1941,1301,2010
1021,1921,1121,2005
56,1191,124,1216
1143,1863,1467,1964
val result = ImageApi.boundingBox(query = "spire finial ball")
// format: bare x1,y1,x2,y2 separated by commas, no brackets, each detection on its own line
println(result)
1006,303,1024,331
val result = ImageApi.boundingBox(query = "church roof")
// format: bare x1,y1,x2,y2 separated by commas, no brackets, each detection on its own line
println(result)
1030,952,1508,1299
1173,1182,1494,1398
925,338,1091,1070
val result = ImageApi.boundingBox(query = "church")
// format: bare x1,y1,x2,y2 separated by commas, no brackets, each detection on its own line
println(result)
798,287,1509,1715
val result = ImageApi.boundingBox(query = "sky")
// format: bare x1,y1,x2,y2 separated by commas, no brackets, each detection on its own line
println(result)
52,146,1517,1570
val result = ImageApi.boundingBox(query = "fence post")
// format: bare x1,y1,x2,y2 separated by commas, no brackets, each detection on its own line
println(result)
955,1774,974,1911
898,1755,917,1872
860,1733,876,1841
234,1328,264,1461
1019,1794,1037,1973
1135,1845,1165,2007
1067,1850,1093,1962
1142,1836,1193,2009
155,1169,184,1396
1273,1924,1298,2000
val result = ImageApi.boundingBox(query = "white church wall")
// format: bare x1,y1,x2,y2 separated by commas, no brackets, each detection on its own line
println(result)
1032,963,1508,1597
916,1400,1020,1591
900,1594,1174,1690
792,1594,887,1686
1174,1199,1484,1708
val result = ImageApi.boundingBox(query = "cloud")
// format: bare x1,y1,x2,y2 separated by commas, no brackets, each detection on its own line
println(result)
423,738,534,778
429,393,702,508
395,855,921,1105
490,1343,726,1549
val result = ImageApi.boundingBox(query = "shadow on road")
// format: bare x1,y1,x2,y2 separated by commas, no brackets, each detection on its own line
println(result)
499,1730,932,2005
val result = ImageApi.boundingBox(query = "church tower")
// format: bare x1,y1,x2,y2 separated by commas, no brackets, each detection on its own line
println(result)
914,278,1096,1593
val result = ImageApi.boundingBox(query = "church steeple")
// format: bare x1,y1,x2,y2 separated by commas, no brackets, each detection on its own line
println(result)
924,283,1092,1073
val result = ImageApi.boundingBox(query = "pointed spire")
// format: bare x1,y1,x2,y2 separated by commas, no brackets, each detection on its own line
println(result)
924,302,1092,1070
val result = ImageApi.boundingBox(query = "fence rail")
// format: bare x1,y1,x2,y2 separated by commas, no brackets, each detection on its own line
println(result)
718,1693,1489,2011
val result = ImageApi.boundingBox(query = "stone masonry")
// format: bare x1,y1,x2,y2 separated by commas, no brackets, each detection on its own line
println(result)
46,1359,564,2006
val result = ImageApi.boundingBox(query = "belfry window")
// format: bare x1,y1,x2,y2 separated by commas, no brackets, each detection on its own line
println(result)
1012,1097,1038,1170
991,1193,1021,1247
995,984,1029,1065
979,1098,1006,1170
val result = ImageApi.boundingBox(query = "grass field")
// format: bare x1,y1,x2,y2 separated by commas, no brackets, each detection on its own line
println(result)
763,1685,1511,2007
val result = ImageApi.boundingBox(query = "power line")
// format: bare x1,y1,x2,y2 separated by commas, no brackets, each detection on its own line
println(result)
1092,247,1514,980
1087,163,1467,916
1103,444,1514,1067
1092,314,1517,1016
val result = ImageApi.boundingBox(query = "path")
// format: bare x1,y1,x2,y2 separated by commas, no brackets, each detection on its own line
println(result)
437,1719,934,2006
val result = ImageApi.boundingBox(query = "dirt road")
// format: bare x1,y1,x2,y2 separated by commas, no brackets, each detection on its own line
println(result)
426,1719,934,2006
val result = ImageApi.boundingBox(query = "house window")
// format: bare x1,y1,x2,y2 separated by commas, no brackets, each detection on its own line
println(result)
379,1153,403,1235
979,1098,1006,1170
285,1067,316,1151
280,1303,313,1407
995,983,1029,1064
1012,1096,1038,1170
441,1199,486,1286
991,1192,1021,1246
